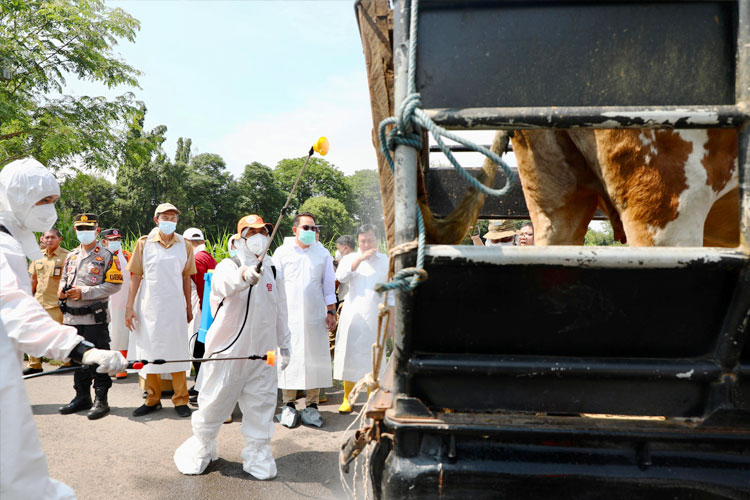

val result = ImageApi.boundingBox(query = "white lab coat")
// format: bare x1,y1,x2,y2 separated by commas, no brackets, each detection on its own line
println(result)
333,251,390,381
107,248,131,351
131,228,191,375
174,257,291,477
273,238,336,390
0,240,82,500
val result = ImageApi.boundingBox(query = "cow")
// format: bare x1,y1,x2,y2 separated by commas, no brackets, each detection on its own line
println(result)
511,129,739,247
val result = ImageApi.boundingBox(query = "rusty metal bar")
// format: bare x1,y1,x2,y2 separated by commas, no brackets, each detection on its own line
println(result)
392,0,417,397
424,245,747,269
425,105,748,130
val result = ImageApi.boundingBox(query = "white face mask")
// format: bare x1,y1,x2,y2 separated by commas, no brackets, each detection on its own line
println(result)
245,233,268,257
76,230,96,245
23,204,58,233
237,233,267,265
334,250,342,261
108,241,122,253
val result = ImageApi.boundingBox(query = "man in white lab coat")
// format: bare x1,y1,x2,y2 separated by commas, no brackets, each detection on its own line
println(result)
272,212,336,428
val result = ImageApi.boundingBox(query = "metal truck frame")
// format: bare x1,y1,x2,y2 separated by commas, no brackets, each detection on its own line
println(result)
354,0,750,498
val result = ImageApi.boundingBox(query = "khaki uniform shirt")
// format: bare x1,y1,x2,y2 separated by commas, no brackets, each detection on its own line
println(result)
127,230,196,277
59,241,123,325
28,246,69,310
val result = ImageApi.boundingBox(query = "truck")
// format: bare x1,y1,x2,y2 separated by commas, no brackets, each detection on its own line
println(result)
348,0,750,498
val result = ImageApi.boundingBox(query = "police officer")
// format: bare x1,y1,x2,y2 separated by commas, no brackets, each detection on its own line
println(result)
58,213,123,419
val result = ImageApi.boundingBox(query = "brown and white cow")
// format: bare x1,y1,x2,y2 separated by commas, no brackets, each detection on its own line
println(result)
511,129,738,247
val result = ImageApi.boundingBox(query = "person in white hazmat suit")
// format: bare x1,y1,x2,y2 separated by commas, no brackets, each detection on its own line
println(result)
273,212,337,428
174,214,291,478
0,158,127,500
333,225,392,413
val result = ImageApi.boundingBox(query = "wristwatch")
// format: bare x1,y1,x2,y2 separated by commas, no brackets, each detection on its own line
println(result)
327,310,335,315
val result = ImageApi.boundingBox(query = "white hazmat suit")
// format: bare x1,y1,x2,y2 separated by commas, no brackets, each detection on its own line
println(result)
0,159,88,499
174,249,291,478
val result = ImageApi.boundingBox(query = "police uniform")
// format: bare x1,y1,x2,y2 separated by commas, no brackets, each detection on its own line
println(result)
58,213,123,417
24,245,69,371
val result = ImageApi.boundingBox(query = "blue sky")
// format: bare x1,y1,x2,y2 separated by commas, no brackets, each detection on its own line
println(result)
63,1,506,178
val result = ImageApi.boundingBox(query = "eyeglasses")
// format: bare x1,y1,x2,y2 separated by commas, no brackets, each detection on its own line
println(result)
299,225,318,232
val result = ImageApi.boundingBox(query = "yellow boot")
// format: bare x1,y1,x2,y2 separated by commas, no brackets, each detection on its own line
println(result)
339,380,355,414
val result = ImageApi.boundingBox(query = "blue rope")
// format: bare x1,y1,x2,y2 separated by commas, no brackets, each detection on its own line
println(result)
375,0,514,293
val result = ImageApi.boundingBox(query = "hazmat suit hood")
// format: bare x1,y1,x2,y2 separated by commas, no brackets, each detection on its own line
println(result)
0,158,60,261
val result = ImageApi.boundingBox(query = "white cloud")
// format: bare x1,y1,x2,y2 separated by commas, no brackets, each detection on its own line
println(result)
212,71,379,178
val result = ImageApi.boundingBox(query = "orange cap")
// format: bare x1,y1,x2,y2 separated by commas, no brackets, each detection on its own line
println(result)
237,214,273,237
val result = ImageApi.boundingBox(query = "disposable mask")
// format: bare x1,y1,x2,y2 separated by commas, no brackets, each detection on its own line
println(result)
24,204,58,232
245,233,268,257
76,230,96,245
298,229,316,245
108,241,122,252
334,250,342,261
159,220,177,235
229,249,238,258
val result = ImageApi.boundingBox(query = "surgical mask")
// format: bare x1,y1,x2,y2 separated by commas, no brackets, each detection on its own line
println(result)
108,241,122,253
23,204,57,232
229,249,238,258
159,220,177,235
76,230,96,245
245,233,268,257
298,229,316,245
334,250,342,261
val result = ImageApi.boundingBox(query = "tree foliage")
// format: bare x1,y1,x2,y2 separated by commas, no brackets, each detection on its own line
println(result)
348,169,384,234
299,196,354,245
273,157,354,214
0,0,141,169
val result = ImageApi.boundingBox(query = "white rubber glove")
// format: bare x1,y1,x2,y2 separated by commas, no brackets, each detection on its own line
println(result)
82,348,128,375
241,265,263,285
279,348,291,371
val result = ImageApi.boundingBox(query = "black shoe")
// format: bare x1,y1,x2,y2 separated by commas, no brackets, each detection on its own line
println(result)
87,389,110,420
285,401,296,409
23,367,43,376
175,405,191,417
133,402,162,417
189,395,198,406
188,387,199,397
59,395,93,414
307,403,318,410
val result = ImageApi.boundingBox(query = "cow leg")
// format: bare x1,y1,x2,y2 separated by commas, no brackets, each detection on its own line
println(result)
513,130,602,245
587,129,735,246
704,186,739,247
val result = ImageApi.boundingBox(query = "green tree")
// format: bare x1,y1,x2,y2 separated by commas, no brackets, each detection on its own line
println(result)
273,157,354,214
299,196,354,248
348,169,384,235
236,161,285,221
0,0,141,169
180,153,238,237
584,222,624,246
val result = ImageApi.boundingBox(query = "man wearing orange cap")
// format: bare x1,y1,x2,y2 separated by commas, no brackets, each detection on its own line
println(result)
174,214,291,479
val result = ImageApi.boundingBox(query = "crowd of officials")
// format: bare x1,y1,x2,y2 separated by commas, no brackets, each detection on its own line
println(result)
2,157,534,497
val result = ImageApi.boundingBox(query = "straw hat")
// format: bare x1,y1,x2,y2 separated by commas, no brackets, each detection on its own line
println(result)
483,220,517,240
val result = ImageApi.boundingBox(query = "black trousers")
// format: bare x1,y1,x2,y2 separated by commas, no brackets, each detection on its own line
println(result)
72,323,112,391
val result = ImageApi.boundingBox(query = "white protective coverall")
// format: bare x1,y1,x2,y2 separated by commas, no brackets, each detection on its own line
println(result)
273,237,336,390
333,251,390,382
0,159,83,499
174,257,291,478
107,247,131,351
131,227,191,376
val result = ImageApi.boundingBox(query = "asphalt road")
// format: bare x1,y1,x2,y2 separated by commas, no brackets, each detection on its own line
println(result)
25,363,367,500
